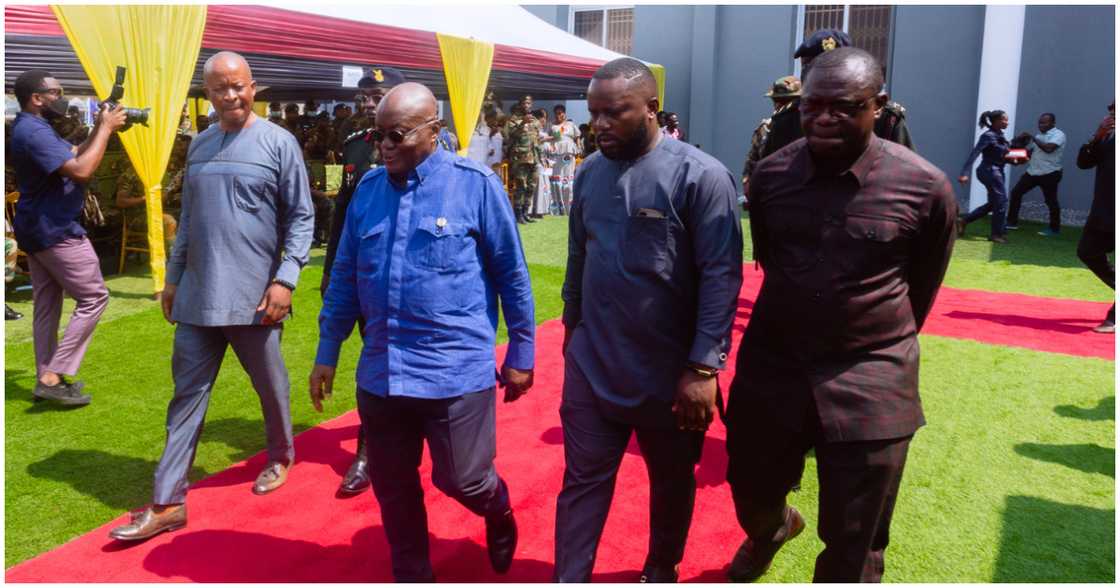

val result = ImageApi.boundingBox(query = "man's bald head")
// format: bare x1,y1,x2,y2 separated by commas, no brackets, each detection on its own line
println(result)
203,51,252,80
376,82,438,126
375,82,441,184
202,51,256,131
805,47,883,94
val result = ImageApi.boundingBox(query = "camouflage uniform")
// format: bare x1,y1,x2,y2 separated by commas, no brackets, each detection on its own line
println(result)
51,114,88,145
506,115,542,220
743,76,802,184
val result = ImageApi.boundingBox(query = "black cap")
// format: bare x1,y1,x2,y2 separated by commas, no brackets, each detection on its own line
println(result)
793,29,852,60
358,66,406,89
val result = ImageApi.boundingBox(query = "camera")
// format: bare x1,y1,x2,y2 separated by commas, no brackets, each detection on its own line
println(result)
103,66,150,131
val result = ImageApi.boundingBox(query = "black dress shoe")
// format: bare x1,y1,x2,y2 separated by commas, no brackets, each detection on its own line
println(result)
486,509,517,574
727,506,805,582
639,560,679,583
337,456,370,496
6,304,22,320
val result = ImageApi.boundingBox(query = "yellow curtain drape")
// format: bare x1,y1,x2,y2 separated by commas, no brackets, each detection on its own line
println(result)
52,5,207,293
188,97,211,132
648,63,667,111
436,33,495,157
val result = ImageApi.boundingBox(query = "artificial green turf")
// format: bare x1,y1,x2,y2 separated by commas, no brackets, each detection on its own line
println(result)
4,215,1115,580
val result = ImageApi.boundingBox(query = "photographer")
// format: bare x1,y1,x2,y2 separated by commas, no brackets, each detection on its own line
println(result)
10,69,126,406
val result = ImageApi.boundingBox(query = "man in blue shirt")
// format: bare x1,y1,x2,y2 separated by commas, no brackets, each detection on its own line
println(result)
556,58,743,582
10,69,126,406
311,82,535,581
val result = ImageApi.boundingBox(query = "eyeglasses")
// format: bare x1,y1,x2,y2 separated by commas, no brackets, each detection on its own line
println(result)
798,96,874,119
372,118,439,144
34,88,64,98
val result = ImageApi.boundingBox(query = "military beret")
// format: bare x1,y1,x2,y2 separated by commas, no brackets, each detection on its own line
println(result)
794,29,852,60
358,66,407,89
765,75,802,98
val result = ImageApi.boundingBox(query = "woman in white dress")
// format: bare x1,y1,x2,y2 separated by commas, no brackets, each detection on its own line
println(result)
530,109,554,218
549,104,581,215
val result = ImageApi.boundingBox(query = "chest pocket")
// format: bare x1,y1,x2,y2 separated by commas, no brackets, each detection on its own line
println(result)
408,216,468,271
356,219,390,276
233,176,274,213
837,214,903,276
622,213,670,275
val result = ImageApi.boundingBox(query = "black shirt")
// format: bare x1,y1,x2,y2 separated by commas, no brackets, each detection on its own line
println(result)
736,136,957,441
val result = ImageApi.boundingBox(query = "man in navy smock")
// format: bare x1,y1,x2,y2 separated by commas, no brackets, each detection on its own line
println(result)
109,51,314,542
311,82,535,581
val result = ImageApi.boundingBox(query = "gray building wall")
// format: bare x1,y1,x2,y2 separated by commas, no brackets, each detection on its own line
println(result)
1010,4,1115,223
523,4,1115,221
889,5,986,211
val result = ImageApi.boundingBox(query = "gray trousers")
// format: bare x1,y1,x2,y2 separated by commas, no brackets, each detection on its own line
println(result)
153,323,294,504
27,236,109,378
554,360,705,582
357,387,510,582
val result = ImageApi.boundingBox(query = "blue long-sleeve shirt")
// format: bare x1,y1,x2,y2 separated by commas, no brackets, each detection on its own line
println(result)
316,147,535,398
960,129,1010,177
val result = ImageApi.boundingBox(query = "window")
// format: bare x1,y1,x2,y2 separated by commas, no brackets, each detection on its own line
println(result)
570,6,634,55
796,5,894,83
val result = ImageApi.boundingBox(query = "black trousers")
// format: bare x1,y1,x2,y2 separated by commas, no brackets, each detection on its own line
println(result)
357,387,511,582
1078,223,1116,323
553,360,704,582
725,396,911,582
1008,170,1062,231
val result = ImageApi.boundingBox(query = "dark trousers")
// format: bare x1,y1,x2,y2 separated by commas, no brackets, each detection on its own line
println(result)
726,398,911,582
553,360,704,582
963,167,1008,237
1008,170,1062,231
357,387,510,582
311,193,334,243
1078,224,1116,323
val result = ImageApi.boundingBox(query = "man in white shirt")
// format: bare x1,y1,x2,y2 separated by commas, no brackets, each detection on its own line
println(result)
486,116,504,172
1009,113,1066,235
467,113,491,165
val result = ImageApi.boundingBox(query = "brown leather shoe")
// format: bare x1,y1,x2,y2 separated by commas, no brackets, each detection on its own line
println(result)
108,505,187,541
727,506,805,582
252,461,289,495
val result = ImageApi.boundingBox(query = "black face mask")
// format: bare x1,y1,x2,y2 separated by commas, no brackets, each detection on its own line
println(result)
43,97,69,120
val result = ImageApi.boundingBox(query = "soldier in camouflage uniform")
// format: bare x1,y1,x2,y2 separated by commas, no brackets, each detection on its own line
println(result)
506,102,542,224
759,29,915,162
113,156,182,255
51,106,88,146
741,75,801,208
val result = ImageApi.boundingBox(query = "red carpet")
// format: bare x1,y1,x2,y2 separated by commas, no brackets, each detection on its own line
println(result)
735,265,1114,360
6,268,1112,582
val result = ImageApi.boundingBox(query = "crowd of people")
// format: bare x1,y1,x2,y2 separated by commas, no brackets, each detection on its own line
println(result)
2,21,1114,587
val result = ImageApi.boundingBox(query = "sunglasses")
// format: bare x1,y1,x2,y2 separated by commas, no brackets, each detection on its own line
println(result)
798,96,874,119
372,118,439,144
35,87,64,98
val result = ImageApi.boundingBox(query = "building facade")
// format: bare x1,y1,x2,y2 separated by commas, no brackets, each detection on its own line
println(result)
524,4,1115,223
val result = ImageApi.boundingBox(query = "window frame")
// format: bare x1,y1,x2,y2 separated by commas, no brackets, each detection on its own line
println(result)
568,5,634,50
794,4,896,90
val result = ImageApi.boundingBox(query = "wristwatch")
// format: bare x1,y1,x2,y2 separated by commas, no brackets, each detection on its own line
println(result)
272,278,295,291
686,362,719,378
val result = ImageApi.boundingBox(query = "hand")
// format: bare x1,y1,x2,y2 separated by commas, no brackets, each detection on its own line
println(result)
957,175,970,185
1093,115,1115,142
309,364,336,412
257,283,293,325
97,103,127,133
160,283,177,325
500,366,533,403
672,369,718,432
